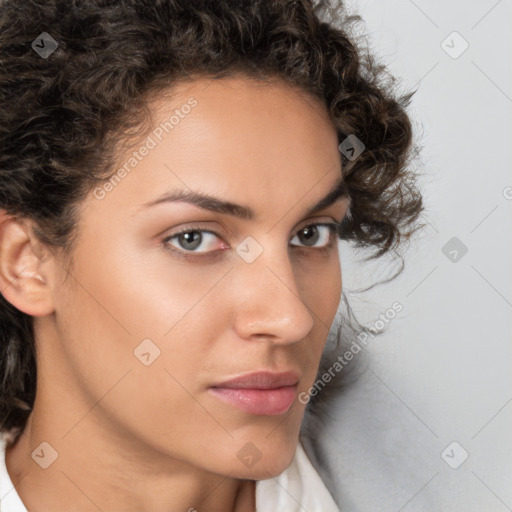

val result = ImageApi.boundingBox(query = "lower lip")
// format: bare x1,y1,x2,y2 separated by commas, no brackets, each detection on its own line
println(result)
208,385,297,415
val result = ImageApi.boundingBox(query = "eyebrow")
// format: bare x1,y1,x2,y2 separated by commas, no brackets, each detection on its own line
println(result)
139,176,350,220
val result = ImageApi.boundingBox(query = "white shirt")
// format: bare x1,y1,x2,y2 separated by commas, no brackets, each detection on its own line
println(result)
0,434,340,512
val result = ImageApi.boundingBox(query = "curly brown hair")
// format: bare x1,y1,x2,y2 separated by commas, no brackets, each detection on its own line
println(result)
0,0,424,437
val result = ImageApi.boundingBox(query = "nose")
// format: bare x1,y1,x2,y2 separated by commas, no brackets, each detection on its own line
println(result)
231,243,315,345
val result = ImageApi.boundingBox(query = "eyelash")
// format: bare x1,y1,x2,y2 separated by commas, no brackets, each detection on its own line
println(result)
162,222,342,261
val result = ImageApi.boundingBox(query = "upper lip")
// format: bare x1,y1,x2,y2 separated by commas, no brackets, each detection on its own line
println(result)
211,370,300,390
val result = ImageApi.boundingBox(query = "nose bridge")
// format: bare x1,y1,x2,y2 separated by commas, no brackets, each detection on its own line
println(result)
232,237,315,343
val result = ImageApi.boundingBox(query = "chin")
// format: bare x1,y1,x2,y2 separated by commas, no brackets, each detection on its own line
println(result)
234,439,299,480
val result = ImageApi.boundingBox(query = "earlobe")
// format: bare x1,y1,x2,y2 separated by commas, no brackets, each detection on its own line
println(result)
0,210,55,317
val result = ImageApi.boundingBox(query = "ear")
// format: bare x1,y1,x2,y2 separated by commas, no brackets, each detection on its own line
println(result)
0,209,55,317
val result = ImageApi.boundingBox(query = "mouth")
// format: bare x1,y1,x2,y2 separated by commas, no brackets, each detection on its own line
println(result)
208,370,300,416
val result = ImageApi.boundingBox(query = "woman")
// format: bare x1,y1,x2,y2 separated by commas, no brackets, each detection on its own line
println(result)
0,0,424,510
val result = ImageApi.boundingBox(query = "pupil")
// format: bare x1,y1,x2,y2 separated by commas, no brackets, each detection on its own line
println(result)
180,231,201,250
301,226,318,246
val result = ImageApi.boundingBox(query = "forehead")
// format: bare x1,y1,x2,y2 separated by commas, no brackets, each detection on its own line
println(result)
147,74,337,155
90,75,343,220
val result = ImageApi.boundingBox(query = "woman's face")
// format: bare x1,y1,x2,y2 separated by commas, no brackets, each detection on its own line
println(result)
40,76,349,479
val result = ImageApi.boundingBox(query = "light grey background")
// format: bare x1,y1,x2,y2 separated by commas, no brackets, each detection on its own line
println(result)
304,1,512,511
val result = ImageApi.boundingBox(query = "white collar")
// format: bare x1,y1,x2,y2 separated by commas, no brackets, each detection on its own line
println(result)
1,434,340,511
256,440,340,511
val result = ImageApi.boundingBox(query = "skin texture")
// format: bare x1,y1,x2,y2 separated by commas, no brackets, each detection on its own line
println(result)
0,76,349,512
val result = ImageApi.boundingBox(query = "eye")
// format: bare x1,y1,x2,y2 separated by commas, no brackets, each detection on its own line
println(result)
290,223,339,248
163,228,223,254
162,222,341,258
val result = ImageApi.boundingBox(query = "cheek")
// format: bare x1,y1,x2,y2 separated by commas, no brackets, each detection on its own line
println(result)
295,251,342,326
52,256,234,454
294,253,342,370
52,232,229,410
62,223,232,341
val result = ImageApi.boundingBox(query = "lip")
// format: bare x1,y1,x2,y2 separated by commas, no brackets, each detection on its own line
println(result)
208,370,300,416
211,370,300,389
